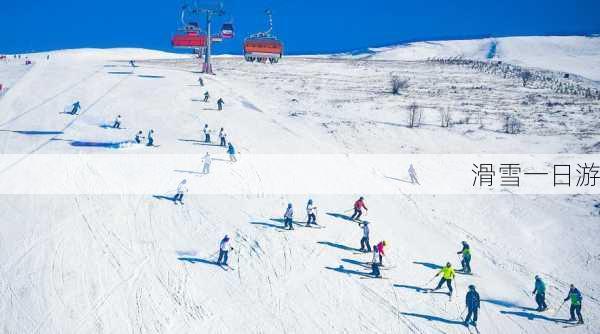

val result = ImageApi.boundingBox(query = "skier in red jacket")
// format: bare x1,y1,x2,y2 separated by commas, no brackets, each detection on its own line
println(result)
350,196,368,221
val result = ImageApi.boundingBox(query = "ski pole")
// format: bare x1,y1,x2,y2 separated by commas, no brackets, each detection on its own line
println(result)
424,275,437,287
554,300,566,316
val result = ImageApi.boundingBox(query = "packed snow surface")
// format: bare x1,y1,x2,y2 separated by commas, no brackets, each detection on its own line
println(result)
0,36,599,333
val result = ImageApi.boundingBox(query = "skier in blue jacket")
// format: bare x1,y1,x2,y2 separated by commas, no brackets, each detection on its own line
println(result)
464,285,480,327
227,142,237,162
532,275,548,311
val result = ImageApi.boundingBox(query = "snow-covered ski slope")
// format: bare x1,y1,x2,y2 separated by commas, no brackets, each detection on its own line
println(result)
0,37,599,333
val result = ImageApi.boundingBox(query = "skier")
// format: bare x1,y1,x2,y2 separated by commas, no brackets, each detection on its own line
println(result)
70,101,81,115
350,196,368,221
227,142,237,162
217,235,232,266
112,115,122,129
219,127,227,147
134,130,144,144
375,240,386,265
408,164,419,184
202,152,211,174
432,262,455,296
173,179,187,205
358,221,371,252
198,77,204,87
457,241,472,273
532,275,548,311
283,203,294,230
217,98,225,111
203,124,211,143
370,256,382,278
563,284,583,324
464,285,480,327
203,91,210,102
129,60,136,68
147,129,155,146
306,199,317,226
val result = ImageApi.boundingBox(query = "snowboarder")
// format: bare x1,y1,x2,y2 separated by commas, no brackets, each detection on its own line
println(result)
203,124,211,143
219,127,227,147
227,143,237,162
532,275,548,311
432,262,455,296
202,152,211,174
217,235,232,266
358,221,371,252
457,241,472,273
174,179,187,205
147,129,155,146
203,91,210,102
350,196,368,221
70,101,81,115
464,285,480,327
375,240,386,265
408,164,419,184
563,284,583,324
283,203,294,230
198,77,204,87
134,130,144,144
217,98,225,111
112,115,122,129
306,199,317,226
369,246,381,278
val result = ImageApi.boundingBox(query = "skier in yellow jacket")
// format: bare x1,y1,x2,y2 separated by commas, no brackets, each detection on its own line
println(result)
432,262,456,296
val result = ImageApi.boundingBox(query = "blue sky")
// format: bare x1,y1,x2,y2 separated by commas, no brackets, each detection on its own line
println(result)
1,0,599,54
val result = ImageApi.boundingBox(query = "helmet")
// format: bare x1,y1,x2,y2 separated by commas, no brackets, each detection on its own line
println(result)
382,240,387,246
468,285,475,290
359,196,364,200
287,203,292,207
462,241,467,245
535,275,540,280
446,262,452,267
308,199,313,204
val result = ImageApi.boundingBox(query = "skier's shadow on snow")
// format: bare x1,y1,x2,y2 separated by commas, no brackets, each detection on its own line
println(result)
249,221,286,230
325,265,372,278
499,310,571,324
413,261,443,270
394,284,427,292
341,258,370,268
174,169,204,176
177,257,218,265
317,241,360,252
482,299,537,311
138,75,165,79
326,212,354,222
153,194,176,202
0,129,64,135
107,71,133,75
384,176,413,184
400,312,465,325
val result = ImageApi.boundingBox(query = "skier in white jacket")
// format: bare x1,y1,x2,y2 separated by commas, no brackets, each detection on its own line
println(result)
217,235,233,266
202,152,212,174
283,203,294,230
174,179,188,204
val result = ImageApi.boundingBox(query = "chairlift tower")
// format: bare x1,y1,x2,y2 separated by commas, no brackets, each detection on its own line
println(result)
189,3,225,75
